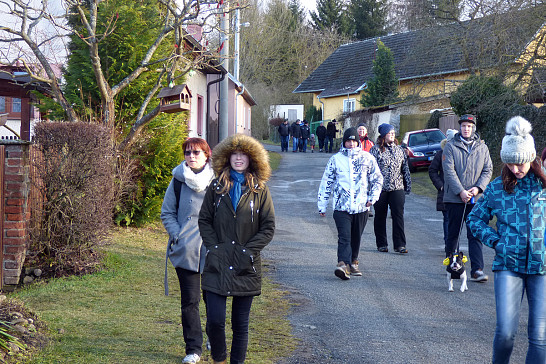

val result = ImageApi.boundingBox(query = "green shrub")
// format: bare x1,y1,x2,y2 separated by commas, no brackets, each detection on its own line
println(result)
114,113,188,226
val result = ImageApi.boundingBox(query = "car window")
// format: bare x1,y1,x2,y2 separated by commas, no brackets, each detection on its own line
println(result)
408,130,445,146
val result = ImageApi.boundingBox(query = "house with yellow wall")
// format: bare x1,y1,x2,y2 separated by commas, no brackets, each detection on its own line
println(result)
293,6,546,139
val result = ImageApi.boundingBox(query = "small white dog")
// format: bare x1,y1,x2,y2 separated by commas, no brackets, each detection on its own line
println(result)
444,252,468,292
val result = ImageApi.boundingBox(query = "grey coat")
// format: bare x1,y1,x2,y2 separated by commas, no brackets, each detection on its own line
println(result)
161,162,214,274
442,134,492,204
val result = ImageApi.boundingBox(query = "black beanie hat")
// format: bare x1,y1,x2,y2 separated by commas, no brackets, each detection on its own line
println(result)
343,127,359,145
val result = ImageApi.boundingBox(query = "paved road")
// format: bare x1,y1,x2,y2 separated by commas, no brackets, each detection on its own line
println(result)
262,145,529,364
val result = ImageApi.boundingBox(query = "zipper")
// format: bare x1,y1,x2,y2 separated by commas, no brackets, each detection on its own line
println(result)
250,200,254,222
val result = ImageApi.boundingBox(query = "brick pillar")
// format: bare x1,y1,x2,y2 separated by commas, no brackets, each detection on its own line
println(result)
1,141,31,288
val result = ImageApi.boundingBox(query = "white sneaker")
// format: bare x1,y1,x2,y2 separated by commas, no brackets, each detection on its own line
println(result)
183,353,201,364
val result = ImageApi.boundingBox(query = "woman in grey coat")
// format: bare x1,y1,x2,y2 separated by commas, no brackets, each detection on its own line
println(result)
161,138,215,364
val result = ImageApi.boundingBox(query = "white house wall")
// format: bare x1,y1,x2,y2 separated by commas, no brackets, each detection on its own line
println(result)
269,105,304,122
186,70,208,139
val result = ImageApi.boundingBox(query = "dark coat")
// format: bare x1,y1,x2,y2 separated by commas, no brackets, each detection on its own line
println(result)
428,149,445,211
300,124,310,139
316,125,327,139
326,122,337,138
198,134,275,297
291,122,301,138
278,123,290,137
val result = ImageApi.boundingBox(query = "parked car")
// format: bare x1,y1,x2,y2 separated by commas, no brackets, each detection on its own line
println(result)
401,128,446,172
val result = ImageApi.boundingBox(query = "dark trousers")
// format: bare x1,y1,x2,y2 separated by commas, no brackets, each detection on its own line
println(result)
205,291,254,364
318,138,325,150
333,210,369,264
445,202,484,275
175,268,203,356
301,138,308,152
325,136,334,152
374,190,407,250
280,135,289,151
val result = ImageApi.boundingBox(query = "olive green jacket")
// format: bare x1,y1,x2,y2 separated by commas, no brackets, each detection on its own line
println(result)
198,179,275,296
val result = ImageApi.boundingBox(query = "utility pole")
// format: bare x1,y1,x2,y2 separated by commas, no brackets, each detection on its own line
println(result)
219,1,230,142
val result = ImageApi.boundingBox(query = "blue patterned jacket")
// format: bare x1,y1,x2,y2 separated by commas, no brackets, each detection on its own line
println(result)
467,172,546,274
318,147,383,214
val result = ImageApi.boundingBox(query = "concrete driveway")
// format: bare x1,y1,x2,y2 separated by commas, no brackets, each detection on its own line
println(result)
262,144,529,363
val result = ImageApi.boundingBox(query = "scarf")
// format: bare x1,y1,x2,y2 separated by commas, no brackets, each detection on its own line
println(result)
229,169,246,211
182,162,214,192
459,134,476,153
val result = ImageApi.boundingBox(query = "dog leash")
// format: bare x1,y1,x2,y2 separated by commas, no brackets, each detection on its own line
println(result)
454,197,474,254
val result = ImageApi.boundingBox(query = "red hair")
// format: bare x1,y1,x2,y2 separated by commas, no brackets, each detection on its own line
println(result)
183,138,212,163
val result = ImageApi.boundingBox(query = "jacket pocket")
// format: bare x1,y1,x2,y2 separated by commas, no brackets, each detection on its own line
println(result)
234,244,256,276
203,245,222,274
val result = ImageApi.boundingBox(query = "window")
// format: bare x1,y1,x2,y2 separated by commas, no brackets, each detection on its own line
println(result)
343,98,356,113
12,98,21,113
0,97,5,113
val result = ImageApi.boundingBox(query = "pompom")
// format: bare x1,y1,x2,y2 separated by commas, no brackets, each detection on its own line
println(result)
505,116,532,136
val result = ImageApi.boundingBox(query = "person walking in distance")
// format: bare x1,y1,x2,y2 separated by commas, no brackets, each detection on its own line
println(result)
370,124,411,254
300,120,311,152
357,123,374,152
468,116,546,364
325,119,337,153
277,119,290,152
291,119,302,153
318,127,383,280
443,114,493,282
161,138,215,364
199,134,275,364
316,122,327,152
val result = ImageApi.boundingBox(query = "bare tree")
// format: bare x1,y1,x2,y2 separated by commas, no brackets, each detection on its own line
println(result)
0,0,228,150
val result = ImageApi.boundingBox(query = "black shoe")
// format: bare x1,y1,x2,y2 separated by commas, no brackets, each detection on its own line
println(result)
377,246,388,253
394,247,408,254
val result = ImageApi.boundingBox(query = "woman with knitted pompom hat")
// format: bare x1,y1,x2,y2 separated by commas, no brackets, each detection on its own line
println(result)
468,116,546,364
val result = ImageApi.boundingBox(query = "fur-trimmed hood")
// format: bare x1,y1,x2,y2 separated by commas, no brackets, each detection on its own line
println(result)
212,134,271,184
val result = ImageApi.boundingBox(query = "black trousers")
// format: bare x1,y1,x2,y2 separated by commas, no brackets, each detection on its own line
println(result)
318,138,325,150
444,202,484,275
333,210,369,264
175,267,203,356
373,190,407,250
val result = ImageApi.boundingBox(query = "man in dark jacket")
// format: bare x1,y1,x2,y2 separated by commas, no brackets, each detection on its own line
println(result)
443,114,492,283
291,120,302,153
315,122,327,152
300,120,310,152
278,119,290,152
326,119,337,153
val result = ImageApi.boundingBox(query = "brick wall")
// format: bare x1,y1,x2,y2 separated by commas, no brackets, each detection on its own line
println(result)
0,141,31,288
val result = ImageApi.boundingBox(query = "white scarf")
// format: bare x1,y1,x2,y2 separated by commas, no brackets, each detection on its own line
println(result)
182,162,214,192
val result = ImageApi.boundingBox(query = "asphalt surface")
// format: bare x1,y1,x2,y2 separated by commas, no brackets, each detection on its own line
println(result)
262,144,529,364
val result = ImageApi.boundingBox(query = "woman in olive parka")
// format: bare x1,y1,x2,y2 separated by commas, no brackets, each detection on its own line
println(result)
198,134,275,364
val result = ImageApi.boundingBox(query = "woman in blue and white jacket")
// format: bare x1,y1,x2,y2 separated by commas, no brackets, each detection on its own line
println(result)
318,127,383,280
468,116,546,364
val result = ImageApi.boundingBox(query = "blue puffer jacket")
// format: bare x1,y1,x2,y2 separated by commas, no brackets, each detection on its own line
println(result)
467,172,546,274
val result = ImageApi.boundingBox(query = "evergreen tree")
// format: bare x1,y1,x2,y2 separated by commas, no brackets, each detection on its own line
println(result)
360,40,399,107
349,0,388,40
310,0,351,35
63,0,168,129
288,0,306,27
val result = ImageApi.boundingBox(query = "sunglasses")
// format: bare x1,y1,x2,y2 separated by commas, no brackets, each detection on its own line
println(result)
184,150,203,156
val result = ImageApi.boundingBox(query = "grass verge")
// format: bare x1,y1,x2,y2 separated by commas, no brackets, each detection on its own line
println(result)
410,170,437,200
13,224,295,363
268,151,281,171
